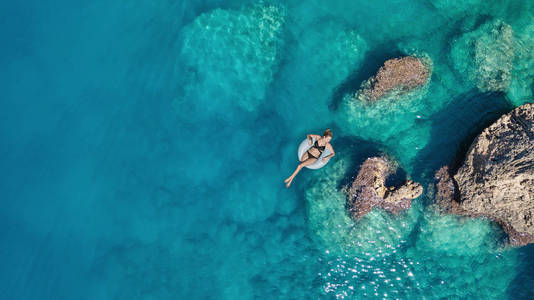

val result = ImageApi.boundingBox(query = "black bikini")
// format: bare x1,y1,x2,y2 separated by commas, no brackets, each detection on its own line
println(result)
308,140,325,159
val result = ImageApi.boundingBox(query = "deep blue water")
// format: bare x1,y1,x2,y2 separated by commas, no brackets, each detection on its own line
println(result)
1,0,534,299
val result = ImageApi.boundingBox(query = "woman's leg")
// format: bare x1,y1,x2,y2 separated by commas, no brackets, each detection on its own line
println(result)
284,157,317,188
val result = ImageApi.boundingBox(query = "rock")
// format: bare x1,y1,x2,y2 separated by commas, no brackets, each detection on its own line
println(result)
346,157,423,219
356,56,431,101
451,19,515,92
433,166,461,213
435,103,534,246
384,180,424,205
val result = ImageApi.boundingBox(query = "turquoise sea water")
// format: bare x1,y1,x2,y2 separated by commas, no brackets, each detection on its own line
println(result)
1,0,534,299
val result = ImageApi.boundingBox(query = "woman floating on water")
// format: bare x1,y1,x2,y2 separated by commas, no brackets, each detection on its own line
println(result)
284,129,335,188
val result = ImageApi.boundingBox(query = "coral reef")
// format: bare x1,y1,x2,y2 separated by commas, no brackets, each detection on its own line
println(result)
434,103,534,246
355,56,431,101
346,157,422,219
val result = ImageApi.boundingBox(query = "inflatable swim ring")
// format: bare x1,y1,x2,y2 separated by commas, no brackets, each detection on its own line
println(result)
297,136,332,169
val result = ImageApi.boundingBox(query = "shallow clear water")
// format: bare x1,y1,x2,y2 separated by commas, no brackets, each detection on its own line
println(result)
1,0,534,299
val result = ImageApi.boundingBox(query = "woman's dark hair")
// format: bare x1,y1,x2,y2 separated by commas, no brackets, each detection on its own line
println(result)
323,128,333,137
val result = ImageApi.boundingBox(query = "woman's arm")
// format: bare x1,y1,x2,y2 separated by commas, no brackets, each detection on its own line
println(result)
306,134,322,145
323,144,336,160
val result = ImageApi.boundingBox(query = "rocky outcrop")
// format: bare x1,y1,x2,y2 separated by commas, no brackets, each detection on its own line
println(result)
435,103,534,246
346,157,423,219
356,56,431,101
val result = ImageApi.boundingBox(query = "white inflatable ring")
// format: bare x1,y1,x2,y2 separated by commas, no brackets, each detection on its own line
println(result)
297,136,332,169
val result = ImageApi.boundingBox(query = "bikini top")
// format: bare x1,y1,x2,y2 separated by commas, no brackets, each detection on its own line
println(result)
313,140,326,152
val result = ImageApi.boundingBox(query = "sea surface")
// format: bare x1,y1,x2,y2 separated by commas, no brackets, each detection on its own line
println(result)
1,0,534,299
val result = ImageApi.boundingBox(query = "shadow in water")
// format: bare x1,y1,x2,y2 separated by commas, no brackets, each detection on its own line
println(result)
329,44,404,111
385,166,408,189
507,244,534,299
411,90,514,185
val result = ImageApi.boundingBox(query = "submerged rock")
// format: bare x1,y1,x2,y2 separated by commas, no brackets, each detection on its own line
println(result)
434,103,534,246
181,4,285,111
346,157,422,219
507,17,534,105
451,19,515,92
356,56,431,101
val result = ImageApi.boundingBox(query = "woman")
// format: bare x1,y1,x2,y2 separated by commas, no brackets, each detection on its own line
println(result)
284,129,335,188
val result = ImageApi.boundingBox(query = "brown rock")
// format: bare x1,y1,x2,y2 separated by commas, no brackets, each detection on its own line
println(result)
434,103,534,246
346,157,423,219
433,166,462,213
357,56,430,101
